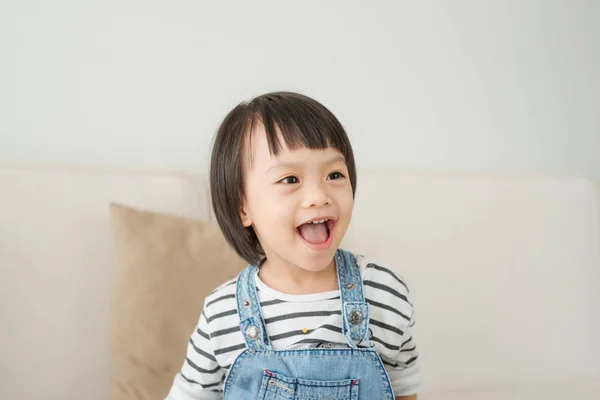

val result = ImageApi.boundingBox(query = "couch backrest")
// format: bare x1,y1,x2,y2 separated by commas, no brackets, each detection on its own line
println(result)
0,168,211,399
344,171,600,393
1,167,598,399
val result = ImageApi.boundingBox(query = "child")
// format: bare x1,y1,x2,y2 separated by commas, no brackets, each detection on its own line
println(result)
167,92,420,399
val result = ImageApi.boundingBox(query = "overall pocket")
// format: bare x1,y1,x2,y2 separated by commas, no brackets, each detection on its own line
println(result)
257,369,359,400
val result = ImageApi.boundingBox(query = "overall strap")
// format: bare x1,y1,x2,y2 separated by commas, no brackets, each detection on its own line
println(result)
335,249,372,348
235,263,273,351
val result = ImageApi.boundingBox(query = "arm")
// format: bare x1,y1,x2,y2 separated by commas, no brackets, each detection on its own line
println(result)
386,321,420,398
361,259,421,398
166,309,224,400
383,281,420,398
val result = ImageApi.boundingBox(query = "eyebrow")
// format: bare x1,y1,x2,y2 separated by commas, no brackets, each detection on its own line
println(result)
267,155,346,173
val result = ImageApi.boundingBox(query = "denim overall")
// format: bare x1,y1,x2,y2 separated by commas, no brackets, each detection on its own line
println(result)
222,249,395,399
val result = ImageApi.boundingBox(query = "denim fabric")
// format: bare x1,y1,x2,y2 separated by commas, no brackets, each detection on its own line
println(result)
335,249,371,348
223,249,395,399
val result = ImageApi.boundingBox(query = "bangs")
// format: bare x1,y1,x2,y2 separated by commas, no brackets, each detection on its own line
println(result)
244,92,352,159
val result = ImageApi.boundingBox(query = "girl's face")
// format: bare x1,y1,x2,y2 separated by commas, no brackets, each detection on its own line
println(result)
240,125,354,273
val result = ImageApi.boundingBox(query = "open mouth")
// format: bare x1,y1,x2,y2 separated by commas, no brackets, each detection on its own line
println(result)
296,218,336,250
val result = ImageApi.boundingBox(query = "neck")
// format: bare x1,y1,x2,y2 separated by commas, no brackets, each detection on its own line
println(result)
258,257,338,295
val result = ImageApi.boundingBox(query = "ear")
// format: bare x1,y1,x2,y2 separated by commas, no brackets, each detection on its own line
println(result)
240,201,253,227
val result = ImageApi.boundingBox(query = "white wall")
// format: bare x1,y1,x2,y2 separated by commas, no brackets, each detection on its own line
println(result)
1,0,599,176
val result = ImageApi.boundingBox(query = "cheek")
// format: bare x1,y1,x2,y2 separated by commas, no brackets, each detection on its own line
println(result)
337,185,354,211
249,190,293,223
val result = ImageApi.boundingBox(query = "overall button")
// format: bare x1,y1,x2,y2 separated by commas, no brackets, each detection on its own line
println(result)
349,310,363,325
345,282,355,290
246,326,259,340
243,300,250,308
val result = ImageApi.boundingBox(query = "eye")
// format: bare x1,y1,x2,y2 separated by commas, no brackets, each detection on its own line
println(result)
327,171,344,180
280,176,299,184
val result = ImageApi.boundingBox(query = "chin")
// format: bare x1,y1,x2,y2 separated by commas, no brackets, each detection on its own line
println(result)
297,247,338,271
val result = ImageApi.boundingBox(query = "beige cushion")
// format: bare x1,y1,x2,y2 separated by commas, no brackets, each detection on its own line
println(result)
109,203,246,400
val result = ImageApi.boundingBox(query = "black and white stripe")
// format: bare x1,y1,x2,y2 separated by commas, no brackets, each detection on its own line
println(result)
170,254,419,398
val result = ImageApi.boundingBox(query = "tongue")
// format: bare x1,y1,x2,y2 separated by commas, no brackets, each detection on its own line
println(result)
298,223,328,243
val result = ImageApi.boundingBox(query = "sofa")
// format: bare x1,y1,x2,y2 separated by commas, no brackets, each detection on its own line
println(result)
1,166,599,399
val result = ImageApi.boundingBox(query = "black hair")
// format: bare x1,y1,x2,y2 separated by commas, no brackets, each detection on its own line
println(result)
210,91,356,264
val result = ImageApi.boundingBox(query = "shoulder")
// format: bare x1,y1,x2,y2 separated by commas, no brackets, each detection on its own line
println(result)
355,254,410,293
354,253,414,323
207,276,238,298
203,277,238,317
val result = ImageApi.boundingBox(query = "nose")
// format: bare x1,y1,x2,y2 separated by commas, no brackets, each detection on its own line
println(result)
302,181,331,208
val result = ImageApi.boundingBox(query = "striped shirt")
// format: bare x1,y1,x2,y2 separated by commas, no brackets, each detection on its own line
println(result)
167,254,420,399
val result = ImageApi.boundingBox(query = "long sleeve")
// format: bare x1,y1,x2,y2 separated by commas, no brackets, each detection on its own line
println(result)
385,311,420,396
166,308,225,400
359,256,421,397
